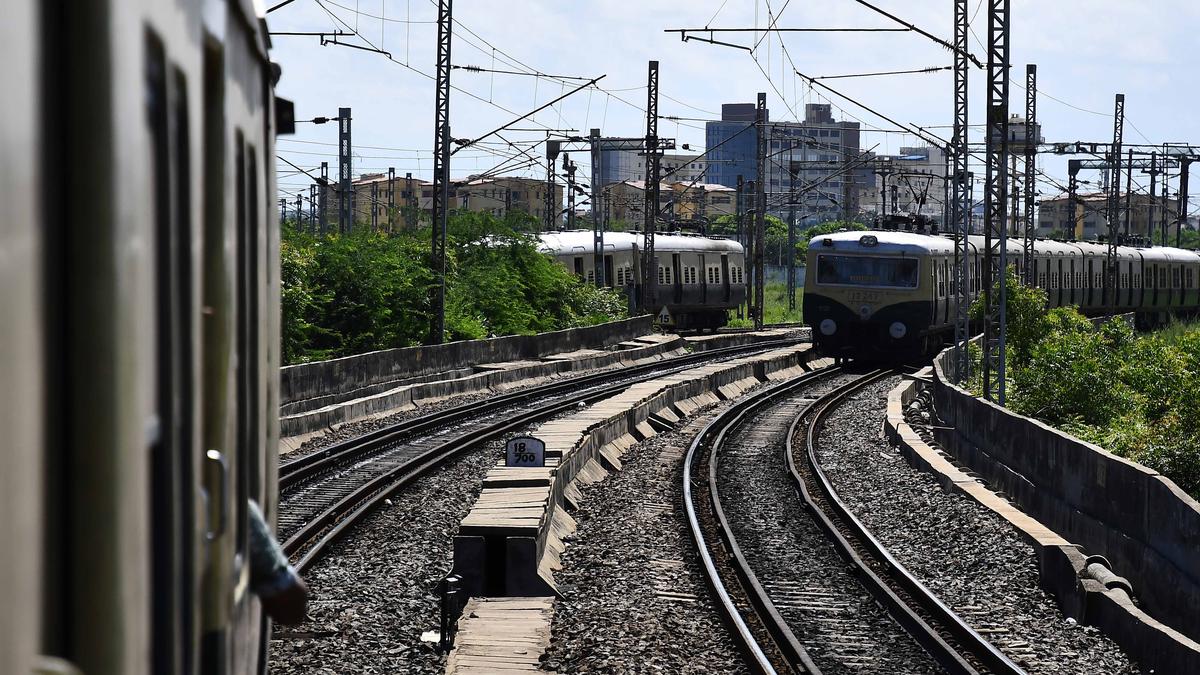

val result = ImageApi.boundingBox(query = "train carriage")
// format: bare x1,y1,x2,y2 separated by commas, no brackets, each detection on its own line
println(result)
3,1,283,673
806,229,1200,360
539,230,747,330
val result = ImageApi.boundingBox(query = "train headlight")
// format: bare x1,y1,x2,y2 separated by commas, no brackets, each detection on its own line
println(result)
889,321,908,339
819,319,837,336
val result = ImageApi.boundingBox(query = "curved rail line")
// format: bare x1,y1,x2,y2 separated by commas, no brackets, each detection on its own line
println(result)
280,337,803,574
684,367,1025,675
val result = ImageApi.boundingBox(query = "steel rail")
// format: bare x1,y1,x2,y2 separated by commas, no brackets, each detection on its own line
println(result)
282,336,805,574
279,337,803,490
790,370,1025,675
682,365,842,674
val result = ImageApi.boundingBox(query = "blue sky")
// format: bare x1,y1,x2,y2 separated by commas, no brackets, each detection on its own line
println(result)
269,0,1200,211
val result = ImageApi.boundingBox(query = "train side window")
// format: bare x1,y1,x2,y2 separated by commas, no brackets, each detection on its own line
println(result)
1160,267,1168,288
146,30,198,674
1173,267,1181,289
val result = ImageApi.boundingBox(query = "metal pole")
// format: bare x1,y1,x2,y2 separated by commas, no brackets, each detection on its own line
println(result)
1067,162,1081,242
544,139,560,232
428,0,452,344
753,92,767,330
981,0,1011,404
1022,64,1037,282
589,129,605,285
564,153,577,231
787,160,798,311
370,181,378,231
1177,158,1191,248
952,0,972,382
309,183,317,233
319,161,329,233
338,107,352,232
387,167,396,232
1105,94,1125,308
405,172,416,229
1123,148,1134,239
640,60,661,315
1148,152,1158,243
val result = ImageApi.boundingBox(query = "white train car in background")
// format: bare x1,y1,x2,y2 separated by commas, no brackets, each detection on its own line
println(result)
539,230,747,330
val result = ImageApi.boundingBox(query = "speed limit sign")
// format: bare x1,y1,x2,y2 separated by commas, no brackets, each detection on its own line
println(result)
505,436,546,467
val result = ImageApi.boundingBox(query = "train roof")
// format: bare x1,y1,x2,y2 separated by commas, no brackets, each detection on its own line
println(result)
811,230,953,255
816,229,1200,263
537,230,744,255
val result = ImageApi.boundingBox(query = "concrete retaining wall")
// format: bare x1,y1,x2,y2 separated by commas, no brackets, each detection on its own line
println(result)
280,316,654,407
929,346,1200,646
885,374,1200,673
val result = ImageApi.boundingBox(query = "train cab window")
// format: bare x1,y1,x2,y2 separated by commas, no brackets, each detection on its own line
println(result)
815,254,919,288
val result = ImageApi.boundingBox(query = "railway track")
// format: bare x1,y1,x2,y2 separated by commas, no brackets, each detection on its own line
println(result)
278,337,802,574
683,366,1025,674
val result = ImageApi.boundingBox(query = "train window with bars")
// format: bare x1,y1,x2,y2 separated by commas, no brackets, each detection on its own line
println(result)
707,266,721,284
1121,272,1129,289
1188,269,1194,289
1134,273,1141,289
936,263,945,297
615,267,624,286
586,270,595,284
1038,272,1047,288
1173,267,1181,289
1160,267,1168,289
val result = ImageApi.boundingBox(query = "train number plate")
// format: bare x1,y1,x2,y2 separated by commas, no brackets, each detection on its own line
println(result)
505,436,546,467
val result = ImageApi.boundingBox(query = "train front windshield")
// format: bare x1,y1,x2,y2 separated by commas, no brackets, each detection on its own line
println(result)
816,254,919,288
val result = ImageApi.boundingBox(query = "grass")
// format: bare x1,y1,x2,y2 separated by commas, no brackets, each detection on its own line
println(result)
726,283,805,328
1152,317,1200,343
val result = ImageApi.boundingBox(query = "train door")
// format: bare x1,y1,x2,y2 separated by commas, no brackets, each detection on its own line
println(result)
573,256,584,277
1056,258,1064,307
147,32,202,675
698,254,708,304
672,253,683,304
1070,255,1080,306
942,258,950,325
604,254,614,288
1087,259,1095,307
721,254,731,303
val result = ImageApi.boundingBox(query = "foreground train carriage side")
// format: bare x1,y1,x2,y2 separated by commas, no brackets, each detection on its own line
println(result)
805,229,1200,360
3,1,282,674
539,230,747,329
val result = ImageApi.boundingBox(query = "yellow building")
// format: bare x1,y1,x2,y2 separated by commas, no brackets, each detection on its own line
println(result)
604,180,735,227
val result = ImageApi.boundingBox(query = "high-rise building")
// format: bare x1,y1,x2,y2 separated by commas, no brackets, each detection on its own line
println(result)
706,102,863,222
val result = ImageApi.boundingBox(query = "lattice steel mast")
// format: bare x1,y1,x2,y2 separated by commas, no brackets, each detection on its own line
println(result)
981,0,1011,404
428,0,452,344
1105,94,1124,310
1022,64,1037,283
338,107,352,232
951,0,972,382
753,92,767,329
640,60,661,314
590,128,604,286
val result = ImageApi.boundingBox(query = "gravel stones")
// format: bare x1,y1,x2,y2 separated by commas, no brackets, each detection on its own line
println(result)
716,375,942,674
541,412,751,674
817,377,1139,674
269,439,502,675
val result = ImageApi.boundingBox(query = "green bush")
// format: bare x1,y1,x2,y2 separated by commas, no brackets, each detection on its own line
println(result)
279,213,627,363
963,266,1200,497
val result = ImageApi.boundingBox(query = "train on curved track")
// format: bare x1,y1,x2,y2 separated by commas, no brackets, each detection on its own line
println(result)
804,229,1200,359
539,230,747,330
5,1,284,673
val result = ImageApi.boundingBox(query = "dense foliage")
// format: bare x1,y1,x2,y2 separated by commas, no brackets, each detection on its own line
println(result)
966,267,1200,497
280,212,627,364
